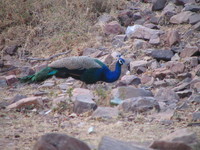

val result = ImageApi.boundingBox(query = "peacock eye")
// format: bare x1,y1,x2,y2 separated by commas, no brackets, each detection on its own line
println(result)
119,60,123,65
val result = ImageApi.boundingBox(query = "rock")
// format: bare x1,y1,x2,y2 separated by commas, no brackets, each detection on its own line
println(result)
172,82,190,92
97,14,115,25
40,80,55,88
170,11,193,24
119,97,160,113
20,66,35,77
180,44,199,58
177,72,192,80
153,80,168,88
92,107,119,119
188,94,200,103
176,90,193,98
133,39,150,50
9,94,27,104
4,45,18,55
136,66,147,74
111,86,153,100
5,75,18,86
149,34,161,45
0,60,4,68
167,30,180,46
184,4,200,12
152,0,167,11
193,22,200,31
6,96,43,109
162,2,177,17
192,112,200,121
153,67,175,80
52,96,68,108
141,74,154,85
118,75,141,86
82,48,98,56
155,88,179,110
72,88,96,114
184,57,199,68
173,0,196,6
113,34,126,42
98,136,152,150
130,60,149,72
193,82,200,93
166,61,185,74
151,50,174,61
0,76,7,87
34,62,48,72
189,14,200,25
118,10,134,27
150,128,198,150
125,25,164,40
33,133,91,150
104,21,124,35
99,54,113,65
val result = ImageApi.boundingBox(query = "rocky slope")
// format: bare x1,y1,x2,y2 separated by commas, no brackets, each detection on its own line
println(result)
0,0,200,150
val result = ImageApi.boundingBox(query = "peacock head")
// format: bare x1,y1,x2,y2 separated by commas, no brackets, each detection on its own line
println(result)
118,57,125,66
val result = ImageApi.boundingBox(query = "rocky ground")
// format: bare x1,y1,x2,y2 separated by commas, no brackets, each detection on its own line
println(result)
0,0,200,150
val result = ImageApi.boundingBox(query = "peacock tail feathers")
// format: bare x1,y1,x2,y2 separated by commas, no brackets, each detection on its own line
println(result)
49,56,102,70
19,67,57,83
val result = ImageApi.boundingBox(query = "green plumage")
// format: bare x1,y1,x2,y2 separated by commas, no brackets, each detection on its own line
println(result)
20,67,57,83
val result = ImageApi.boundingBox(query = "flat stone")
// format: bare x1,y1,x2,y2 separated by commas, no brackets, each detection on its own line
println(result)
151,50,174,61
193,22,200,31
0,76,7,87
119,97,160,113
152,0,167,11
133,39,150,50
189,14,200,25
172,82,190,92
153,67,175,80
5,75,18,86
72,88,96,114
155,88,179,110
111,86,153,100
4,45,18,55
6,96,43,109
192,112,200,121
33,133,91,150
104,21,124,35
184,4,200,12
126,25,164,40
170,11,194,24
162,2,177,17
180,44,199,58
150,128,198,150
188,94,200,103
167,30,180,46
166,61,185,74
40,80,55,88
130,60,149,71
98,136,152,150
176,90,193,98
118,75,141,86
92,107,119,119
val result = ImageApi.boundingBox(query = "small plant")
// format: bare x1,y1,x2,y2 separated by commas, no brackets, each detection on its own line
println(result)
67,87,73,98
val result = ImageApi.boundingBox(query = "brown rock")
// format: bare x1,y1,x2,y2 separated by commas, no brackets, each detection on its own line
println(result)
72,88,96,114
5,75,18,86
166,61,185,74
118,10,134,27
33,133,91,150
98,136,152,150
149,34,161,45
4,45,18,55
126,25,164,40
162,2,177,17
150,128,198,150
141,74,154,85
104,21,124,35
6,96,43,109
92,107,119,119
99,54,113,65
170,11,193,24
130,60,149,72
167,30,180,46
111,86,153,100
119,97,160,113
118,75,141,86
153,67,175,80
180,44,199,58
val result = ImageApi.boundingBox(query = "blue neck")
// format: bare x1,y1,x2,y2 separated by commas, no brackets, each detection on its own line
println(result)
104,62,122,83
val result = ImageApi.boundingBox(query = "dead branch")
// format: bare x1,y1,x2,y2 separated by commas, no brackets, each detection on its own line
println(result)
23,50,72,61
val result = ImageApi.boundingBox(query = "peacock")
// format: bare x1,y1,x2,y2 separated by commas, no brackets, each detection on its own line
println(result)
20,56,127,84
